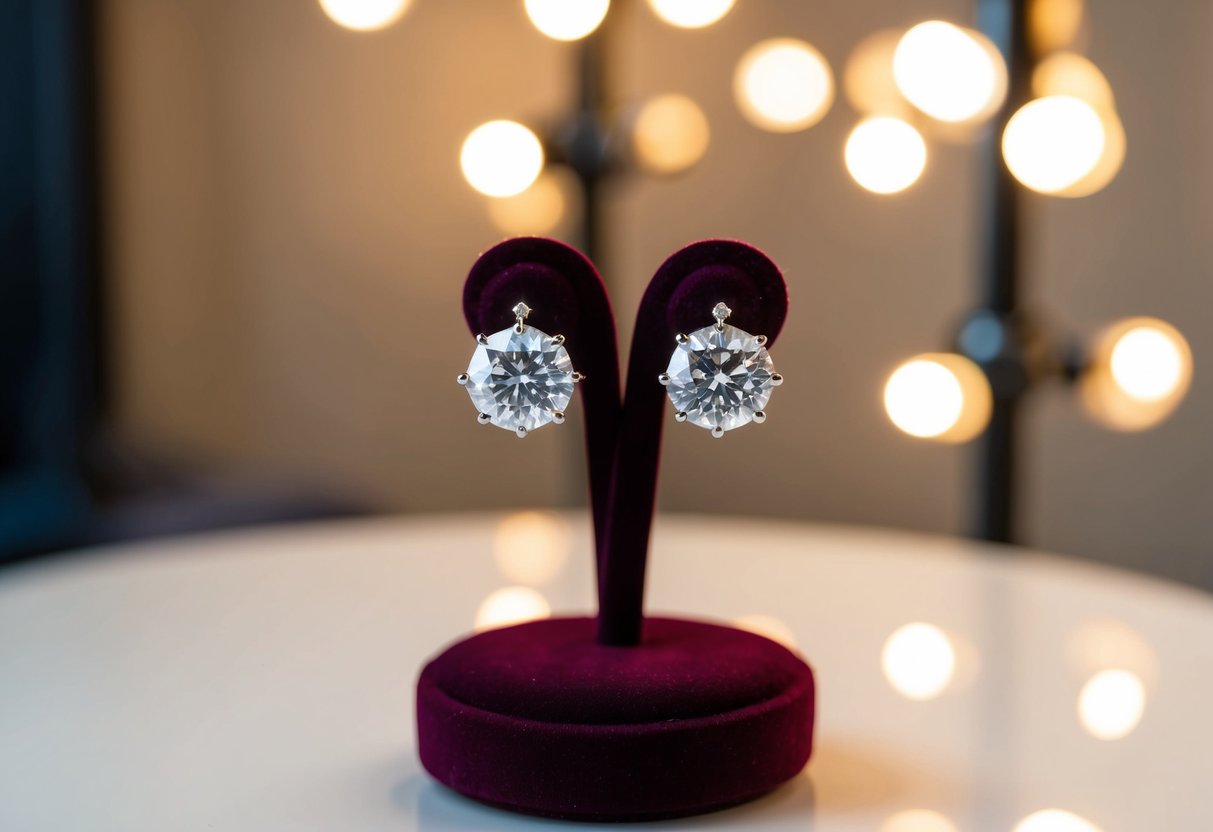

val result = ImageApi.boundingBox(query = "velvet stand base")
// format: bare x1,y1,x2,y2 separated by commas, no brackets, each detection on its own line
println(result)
416,616,816,822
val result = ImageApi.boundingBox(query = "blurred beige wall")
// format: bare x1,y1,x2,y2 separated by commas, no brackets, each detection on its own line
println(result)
102,0,1213,587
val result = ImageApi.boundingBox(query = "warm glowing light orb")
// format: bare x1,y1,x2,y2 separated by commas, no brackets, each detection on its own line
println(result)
486,169,570,235
882,623,957,700
525,0,610,41
475,586,551,631
732,614,798,651
843,29,908,117
884,354,994,443
632,94,711,174
1078,669,1146,740
492,511,570,585
1082,317,1192,431
1033,52,1114,109
893,21,1006,123
1110,325,1186,402
461,120,545,198
1013,809,1104,832
1002,96,1105,194
880,809,961,832
845,117,927,194
885,358,966,438
1028,0,1085,55
1029,56,1123,197
734,38,834,133
1059,107,1124,198
647,0,734,29
318,0,411,31
1067,619,1158,684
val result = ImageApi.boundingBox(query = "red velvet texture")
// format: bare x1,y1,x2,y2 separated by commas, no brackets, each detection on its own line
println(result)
417,617,815,821
419,238,812,821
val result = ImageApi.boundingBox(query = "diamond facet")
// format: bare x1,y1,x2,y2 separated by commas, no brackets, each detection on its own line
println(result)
465,325,575,433
664,322,776,433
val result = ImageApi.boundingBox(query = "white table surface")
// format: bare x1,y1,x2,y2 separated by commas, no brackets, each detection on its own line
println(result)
1,513,1210,832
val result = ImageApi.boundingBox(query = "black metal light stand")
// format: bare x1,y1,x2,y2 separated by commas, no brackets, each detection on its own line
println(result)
964,0,1039,544
545,14,619,274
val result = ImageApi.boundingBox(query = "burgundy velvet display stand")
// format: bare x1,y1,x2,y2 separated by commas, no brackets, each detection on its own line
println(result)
416,238,816,822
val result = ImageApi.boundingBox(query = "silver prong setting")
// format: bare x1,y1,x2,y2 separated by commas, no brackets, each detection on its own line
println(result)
712,302,732,331
512,302,532,333
465,303,576,440
663,306,777,441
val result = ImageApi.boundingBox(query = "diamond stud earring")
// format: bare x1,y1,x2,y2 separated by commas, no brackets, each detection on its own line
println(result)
658,302,782,438
458,302,584,438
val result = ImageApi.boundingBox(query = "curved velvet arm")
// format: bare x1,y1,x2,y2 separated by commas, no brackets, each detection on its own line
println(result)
597,240,787,645
463,238,622,569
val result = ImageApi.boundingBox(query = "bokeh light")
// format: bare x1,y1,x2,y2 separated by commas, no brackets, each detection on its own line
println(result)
884,354,992,443
1082,317,1192,431
1033,52,1114,109
486,169,571,235
1028,0,1086,54
1078,669,1146,740
1002,96,1105,194
882,623,957,700
880,809,961,832
1111,326,1188,402
631,94,711,174
475,586,551,631
318,0,410,31
1013,810,1104,832
1028,54,1120,197
1030,54,1124,196
1055,107,1124,198
524,0,610,42
461,120,545,198
492,511,571,585
734,38,834,133
845,117,927,194
893,21,1006,123
732,614,798,651
1067,618,1158,684
647,0,734,29
844,29,909,117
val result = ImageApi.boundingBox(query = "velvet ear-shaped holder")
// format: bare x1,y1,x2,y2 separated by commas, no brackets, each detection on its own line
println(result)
416,238,815,822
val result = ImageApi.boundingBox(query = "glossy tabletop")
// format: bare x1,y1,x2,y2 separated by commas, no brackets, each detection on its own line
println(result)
1,513,1210,831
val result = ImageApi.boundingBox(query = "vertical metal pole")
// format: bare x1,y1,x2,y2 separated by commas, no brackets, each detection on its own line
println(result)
971,0,1032,543
565,2,620,276
574,33,605,268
